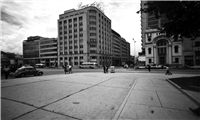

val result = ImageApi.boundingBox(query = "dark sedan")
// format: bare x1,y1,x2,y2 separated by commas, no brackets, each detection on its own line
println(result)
15,66,43,77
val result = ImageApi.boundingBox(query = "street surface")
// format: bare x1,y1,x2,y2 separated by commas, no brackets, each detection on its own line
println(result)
1,68,200,120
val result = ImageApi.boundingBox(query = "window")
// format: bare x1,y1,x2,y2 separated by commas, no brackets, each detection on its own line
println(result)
148,48,152,54
195,41,200,46
80,45,83,48
175,58,179,63
149,59,152,64
74,51,78,54
80,50,83,54
174,45,179,53
79,28,83,31
90,50,96,53
79,17,83,20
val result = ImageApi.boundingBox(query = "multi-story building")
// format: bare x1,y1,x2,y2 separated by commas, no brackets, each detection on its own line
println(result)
23,36,41,65
111,29,121,66
141,1,200,67
121,38,130,65
23,36,58,67
111,30,130,66
40,38,58,67
57,6,112,67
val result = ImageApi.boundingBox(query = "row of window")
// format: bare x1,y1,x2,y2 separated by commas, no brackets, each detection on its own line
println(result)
147,46,179,55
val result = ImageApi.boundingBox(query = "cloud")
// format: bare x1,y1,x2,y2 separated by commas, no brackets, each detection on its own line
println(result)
1,0,141,55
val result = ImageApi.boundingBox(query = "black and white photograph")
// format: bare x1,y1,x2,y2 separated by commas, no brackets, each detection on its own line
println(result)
1,0,200,119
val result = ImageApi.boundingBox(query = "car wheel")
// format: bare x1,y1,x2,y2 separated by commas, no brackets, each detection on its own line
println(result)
21,73,26,77
38,72,43,76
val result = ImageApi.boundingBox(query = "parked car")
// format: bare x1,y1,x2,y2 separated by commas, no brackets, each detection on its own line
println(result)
123,64,129,68
35,63,45,68
15,66,43,77
190,66,200,69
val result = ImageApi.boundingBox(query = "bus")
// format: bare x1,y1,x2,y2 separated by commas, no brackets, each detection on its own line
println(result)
79,62,99,69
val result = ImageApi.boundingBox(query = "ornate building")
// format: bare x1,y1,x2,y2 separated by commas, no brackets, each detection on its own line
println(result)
141,1,200,67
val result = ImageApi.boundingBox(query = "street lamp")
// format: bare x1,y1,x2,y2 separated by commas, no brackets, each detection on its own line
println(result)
133,38,136,66
133,38,136,56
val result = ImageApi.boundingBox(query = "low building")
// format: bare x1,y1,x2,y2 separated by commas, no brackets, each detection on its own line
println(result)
23,36,58,67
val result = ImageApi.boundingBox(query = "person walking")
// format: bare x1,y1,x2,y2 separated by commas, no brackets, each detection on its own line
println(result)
103,65,106,73
68,65,72,74
63,65,68,74
106,65,109,73
4,65,10,79
165,65,172,75
148,65,151,72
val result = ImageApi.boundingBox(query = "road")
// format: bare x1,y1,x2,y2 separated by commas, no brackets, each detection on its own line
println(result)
1,67,200,80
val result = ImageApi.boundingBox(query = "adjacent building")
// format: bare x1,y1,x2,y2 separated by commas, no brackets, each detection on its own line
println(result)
57,5,130,67
141,1,200,67
111,30,130,66
23,36,58,67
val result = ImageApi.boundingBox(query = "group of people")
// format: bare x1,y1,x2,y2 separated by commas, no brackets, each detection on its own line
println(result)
63,65,72,74
147,64,172,75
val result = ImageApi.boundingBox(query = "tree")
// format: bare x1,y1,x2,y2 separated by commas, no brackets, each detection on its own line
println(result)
138,1,200,40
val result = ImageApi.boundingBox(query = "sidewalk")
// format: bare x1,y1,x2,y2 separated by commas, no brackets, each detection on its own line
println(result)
1,72,200,120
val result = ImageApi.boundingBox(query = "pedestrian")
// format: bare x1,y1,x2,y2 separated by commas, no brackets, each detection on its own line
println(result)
189,107,200,116
4,65,10,79
103,65,106,73
63,65,67,74
148,65,151,72
165,65,172,75
68,65,72,74
106,65,109,73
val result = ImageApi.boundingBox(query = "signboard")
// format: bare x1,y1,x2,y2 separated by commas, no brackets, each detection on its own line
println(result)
77,2,104,13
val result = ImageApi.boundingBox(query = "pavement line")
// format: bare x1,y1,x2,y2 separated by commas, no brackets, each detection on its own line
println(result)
112,77,139,120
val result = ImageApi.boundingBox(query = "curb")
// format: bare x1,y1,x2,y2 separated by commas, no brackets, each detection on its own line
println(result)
166,79,200,106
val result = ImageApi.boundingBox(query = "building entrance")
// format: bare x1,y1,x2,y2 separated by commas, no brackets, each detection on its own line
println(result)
156,39,168,65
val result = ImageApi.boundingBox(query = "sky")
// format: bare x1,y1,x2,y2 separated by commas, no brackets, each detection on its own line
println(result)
0,0,141,56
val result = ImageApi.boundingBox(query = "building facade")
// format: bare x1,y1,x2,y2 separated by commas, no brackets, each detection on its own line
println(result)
40,37,58,67
111,30,130,66
23,36,58,67
23,36,41,65
58,6,112,67
141,1,200,67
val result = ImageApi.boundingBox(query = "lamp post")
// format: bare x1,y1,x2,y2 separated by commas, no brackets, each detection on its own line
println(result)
133,38,136,67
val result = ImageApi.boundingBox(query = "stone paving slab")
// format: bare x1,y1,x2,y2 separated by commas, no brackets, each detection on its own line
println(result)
127,90,161,107
14,109,78,120
2,81,90,107
1,74,67,87
134,78,182,94
1,99,36,120
52,74,111,85
44,86,130,120
99,77,136,89
119,103,199,120
157,91,197,110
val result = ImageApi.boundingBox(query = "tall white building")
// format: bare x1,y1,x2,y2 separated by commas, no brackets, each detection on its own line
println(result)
58,6,112,66
58,5,130,67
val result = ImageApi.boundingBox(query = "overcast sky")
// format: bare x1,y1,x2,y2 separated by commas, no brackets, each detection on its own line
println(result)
1,0,141,56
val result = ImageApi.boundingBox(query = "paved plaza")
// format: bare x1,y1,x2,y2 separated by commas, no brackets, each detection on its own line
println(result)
1,72,200,120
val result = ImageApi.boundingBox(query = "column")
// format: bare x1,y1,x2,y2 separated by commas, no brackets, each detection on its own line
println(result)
153,45,157,64
168,44,172,64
